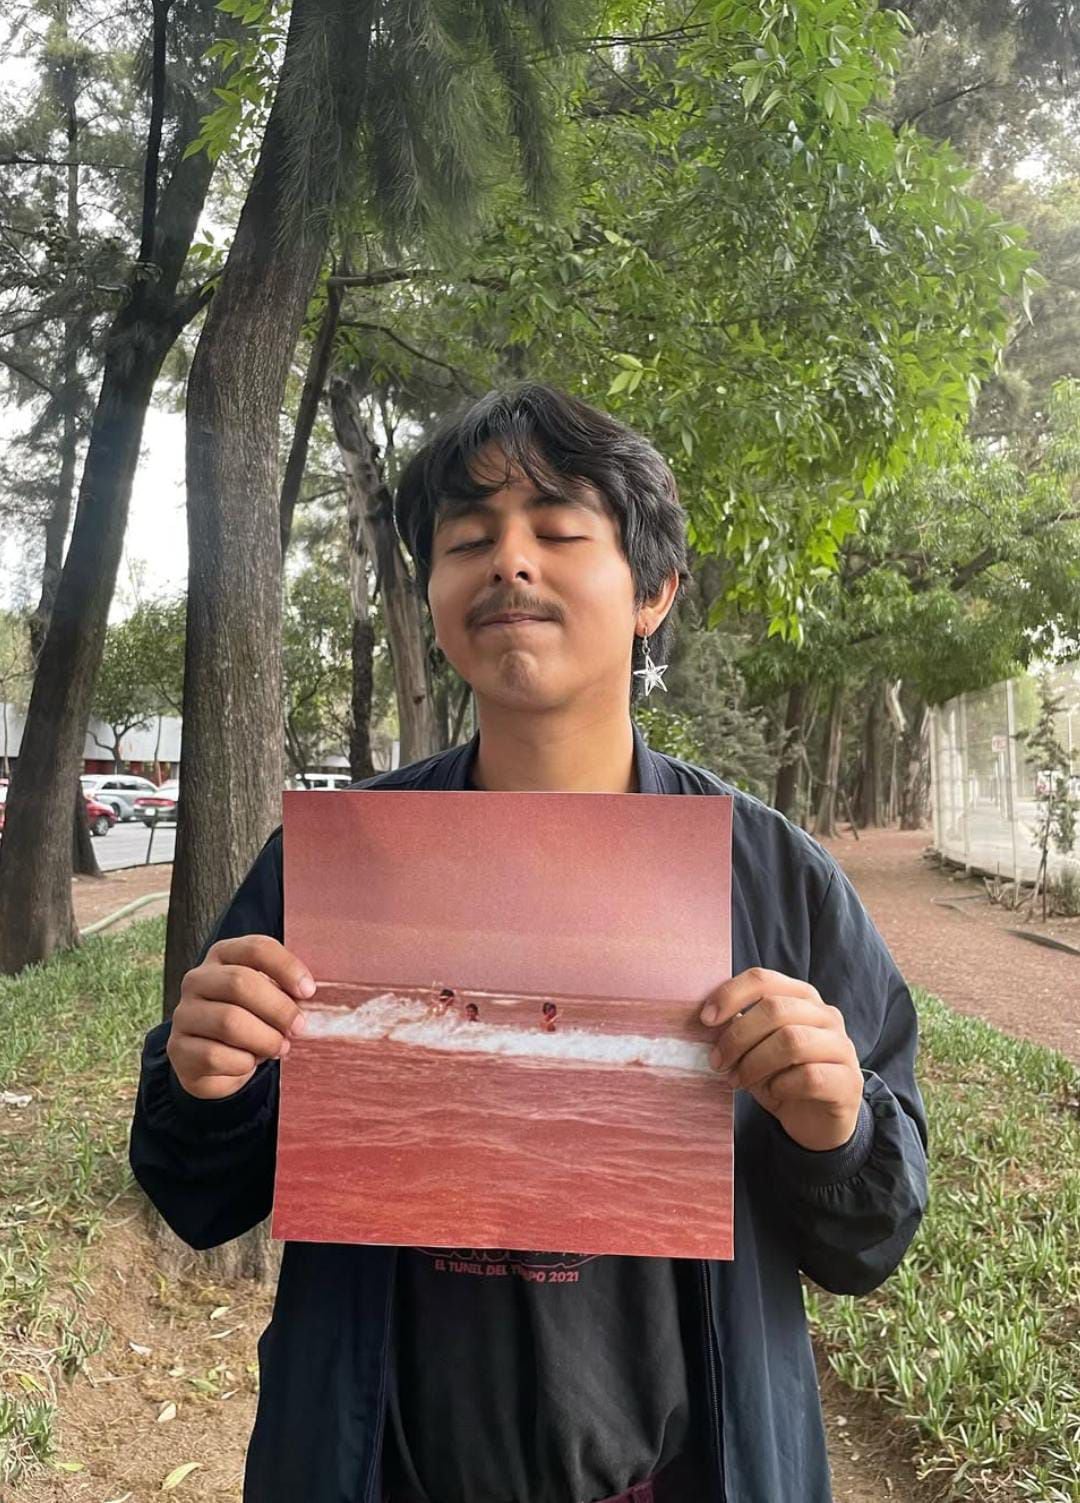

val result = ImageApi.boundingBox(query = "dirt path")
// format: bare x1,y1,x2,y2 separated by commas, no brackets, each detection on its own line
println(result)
73,865,172,933
820,828,1079,1063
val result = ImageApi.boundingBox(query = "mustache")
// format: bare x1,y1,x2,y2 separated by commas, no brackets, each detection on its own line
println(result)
466,592,563,628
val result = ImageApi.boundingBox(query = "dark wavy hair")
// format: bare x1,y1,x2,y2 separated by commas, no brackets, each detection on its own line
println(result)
393,382,690,699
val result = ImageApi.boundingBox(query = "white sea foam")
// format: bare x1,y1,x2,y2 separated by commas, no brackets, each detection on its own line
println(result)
302,995,712,1075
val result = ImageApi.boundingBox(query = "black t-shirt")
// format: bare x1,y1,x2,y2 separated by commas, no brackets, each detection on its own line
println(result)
384,1247,694,1503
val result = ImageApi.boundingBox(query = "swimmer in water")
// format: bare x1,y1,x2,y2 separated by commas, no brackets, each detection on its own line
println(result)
432,986,457,1016
541,1001,558,1033
464,1002,480,1022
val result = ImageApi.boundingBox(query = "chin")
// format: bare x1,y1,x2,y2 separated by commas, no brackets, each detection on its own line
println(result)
475,660,572,713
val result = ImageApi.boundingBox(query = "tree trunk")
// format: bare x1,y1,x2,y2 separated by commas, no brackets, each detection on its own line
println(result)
773,682,806,817
0,29,219,975
279,275,342,556
350,618,376,780
899,702,931,830
164,0,375,1014
0,317,197,971
814,684,846,838
329,375,439,766
347,489,377,781
73,785,102,880
29,0,82,664
857,683,883,828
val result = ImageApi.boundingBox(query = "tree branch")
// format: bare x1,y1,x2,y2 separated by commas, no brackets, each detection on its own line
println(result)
138,0,175,267
328,268,506,291
0,154,132,171
0,348,55,396
338,319,479,393
895,79,999,128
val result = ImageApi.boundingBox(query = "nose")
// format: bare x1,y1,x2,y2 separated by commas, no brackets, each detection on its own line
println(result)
487,519,538,586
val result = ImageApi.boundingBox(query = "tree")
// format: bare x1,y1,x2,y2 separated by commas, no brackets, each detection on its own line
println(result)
0,613,33,780
321,0,1035,640
90,599,186,769
0,0,143,655
329,373,439,764
0,0,228,974
1020,673,1079,922
165,0,594,1008
282,563,353,779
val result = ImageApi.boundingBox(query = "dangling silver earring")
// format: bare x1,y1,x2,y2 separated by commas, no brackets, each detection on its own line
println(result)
633,630,668,696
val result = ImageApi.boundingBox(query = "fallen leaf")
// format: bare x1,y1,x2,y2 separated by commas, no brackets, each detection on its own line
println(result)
53,1460,85,1472
129,1341,152,1357
167,1365,185,1377
209,1305,230,1321
208,1327,234,1340
161,1461,201,1491
157,1401,178,1423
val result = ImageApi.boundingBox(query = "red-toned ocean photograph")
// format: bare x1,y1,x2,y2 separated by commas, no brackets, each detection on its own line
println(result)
273,789,735,1260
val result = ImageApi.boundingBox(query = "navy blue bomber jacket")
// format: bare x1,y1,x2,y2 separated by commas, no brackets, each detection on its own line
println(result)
130,727,928,1503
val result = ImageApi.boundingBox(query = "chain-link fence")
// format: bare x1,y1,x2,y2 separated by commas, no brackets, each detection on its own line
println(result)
929,664,1080,883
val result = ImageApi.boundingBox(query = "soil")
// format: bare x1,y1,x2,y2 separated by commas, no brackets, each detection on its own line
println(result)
16,1217,271,1503
820,828,1079,1064
72,866,172,934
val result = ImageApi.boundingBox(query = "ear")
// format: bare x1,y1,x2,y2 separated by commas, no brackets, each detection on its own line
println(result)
636,570,680,636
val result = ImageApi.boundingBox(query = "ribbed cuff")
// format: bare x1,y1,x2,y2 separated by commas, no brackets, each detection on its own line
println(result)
166,1058,277,1131
770,1096,875,1187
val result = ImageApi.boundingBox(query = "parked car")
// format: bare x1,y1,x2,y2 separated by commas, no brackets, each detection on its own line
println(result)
289,771,353,791
134,779,180,827
84,797,119,837
80,773,160,822
0,784,115,837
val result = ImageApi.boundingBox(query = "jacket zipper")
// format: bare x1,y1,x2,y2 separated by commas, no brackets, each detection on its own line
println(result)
699,1260,726,1502
363,1251,399,1503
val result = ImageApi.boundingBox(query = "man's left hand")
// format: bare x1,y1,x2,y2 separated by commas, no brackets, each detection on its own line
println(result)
700,968,864,1152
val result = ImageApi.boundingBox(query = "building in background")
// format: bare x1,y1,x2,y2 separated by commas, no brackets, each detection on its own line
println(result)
929,663,1079,885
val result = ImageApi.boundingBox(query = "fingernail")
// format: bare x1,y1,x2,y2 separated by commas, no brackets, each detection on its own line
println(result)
290,1012,308,1035
296,975,316,999
279,1037,291,1058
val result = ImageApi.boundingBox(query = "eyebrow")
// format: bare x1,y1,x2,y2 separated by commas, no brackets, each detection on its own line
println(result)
434,487,605,530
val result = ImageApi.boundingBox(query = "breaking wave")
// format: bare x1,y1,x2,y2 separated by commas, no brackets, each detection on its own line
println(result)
301,995,712,1075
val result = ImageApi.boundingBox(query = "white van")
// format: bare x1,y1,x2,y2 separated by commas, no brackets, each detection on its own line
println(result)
289,772,353,791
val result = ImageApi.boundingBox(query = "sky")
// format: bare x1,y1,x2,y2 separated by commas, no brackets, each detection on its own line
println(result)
1,403,188,621
283,789,734,1003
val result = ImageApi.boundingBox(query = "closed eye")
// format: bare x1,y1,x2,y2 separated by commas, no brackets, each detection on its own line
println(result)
447,535,586,553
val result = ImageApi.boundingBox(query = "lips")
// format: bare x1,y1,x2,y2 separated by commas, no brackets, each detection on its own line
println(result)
476,612,554,627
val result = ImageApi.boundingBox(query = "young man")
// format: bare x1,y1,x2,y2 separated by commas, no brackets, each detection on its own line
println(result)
131,383,927,1503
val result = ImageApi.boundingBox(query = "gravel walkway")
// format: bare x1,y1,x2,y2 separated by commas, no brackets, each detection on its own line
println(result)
821,828,1079,1064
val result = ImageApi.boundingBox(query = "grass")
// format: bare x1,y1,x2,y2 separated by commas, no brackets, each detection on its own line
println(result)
807,989,1080,1502
0,917,164,1484
1,924,1078,1498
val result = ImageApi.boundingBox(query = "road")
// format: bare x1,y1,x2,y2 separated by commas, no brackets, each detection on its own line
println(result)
92,819,175,871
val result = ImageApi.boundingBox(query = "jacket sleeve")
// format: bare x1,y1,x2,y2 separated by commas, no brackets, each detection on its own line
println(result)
129,832,285,1251
762,863,929,1296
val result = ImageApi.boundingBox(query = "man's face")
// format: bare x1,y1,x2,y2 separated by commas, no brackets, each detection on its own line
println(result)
427,443,640,714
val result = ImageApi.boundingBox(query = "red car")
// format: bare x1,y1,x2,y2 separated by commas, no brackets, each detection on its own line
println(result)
0,787,115,836
85,796,119,837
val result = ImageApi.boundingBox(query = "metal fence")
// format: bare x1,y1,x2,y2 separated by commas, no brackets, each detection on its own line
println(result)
929,664,1080,884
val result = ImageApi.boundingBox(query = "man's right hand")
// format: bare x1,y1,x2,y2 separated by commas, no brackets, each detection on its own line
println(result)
167,936,316,1100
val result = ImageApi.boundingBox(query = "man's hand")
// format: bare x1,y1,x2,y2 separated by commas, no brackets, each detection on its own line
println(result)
167,936,315,1100
700,968,864,1152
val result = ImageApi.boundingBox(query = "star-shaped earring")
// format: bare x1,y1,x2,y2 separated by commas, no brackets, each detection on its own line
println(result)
633,630,668,695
